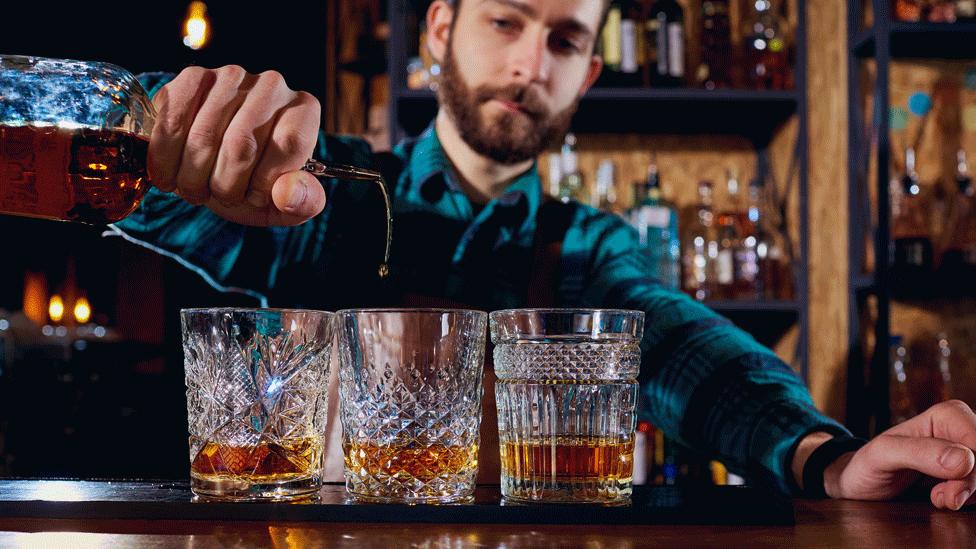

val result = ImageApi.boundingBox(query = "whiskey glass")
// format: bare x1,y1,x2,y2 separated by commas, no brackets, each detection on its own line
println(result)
337,308,487,504
490,309,644,504
182,308,335,501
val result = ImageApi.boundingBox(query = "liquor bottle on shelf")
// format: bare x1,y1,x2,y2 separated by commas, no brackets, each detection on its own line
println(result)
958,0,976,20
742,0,791,90
683,180,718,301
600,1,623,81
927,0,958,22
715,170,743,299
890,335,917,426
547,152,562,197
749,176,793,300
732,172,762,300
698,0,733,90
648,0,685,88
593,159,618,212
890,147,934,298
557,133,584,203
937,150,976,295
894,0,923,21
627,159,681,290
620,0,645,86
935,332,955,402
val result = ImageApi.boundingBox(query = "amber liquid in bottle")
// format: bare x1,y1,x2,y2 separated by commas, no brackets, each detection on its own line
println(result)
0,124,150,224
190,437,322,482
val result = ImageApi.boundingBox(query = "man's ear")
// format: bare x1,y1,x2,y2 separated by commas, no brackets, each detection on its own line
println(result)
426,0,455,64
579,55,604,97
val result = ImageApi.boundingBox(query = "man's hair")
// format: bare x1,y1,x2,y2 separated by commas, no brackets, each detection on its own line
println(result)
443,0,613,52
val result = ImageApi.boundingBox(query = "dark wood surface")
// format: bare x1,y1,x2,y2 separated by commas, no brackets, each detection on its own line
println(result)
0,481,974,548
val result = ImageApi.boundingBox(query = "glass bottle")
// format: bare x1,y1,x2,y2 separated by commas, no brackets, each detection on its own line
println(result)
715,170,742,299
894,0,924,21
682,181,718,300
649,0,685,88
628,159,681,290
935,332,955,402
558,133,584,203
890,336,917,426
890,147,934,297
958,0,976,20
938,150,976,295
734,174,763,300
742,0,791,90
593,159,618,212
698,0,733,90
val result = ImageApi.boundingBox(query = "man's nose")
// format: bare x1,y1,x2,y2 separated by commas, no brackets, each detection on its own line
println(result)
510,29,551,85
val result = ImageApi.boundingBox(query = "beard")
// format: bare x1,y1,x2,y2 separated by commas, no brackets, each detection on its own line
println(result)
437,40,578,165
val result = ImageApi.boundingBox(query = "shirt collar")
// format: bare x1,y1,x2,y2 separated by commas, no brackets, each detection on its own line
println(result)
396,124,543,233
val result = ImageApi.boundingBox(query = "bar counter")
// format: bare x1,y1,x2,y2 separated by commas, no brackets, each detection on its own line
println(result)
0,480,973,547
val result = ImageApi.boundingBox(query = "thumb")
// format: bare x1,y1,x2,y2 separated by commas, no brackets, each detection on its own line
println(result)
270,170,327,220
866,435,975,480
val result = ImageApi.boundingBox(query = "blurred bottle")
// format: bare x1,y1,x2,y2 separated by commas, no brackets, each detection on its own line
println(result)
742,0,791,90
935,332,955,402
698,0,733,89
649,0,685,88
890,147,934,298
715,170,743,299
593,159,618,212
938,150,976,295
958,0,976,20
627,158,681,289
557,133,584,203
633,420,653,485
894,0,923,21
683,181,718,300
890,335,917,426
750,176,793,299
547,152,562,197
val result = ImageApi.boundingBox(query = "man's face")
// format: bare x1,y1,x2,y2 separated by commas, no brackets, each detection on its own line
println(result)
438,0,603,165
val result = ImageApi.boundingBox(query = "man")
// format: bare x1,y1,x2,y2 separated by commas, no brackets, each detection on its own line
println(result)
115,0,976,508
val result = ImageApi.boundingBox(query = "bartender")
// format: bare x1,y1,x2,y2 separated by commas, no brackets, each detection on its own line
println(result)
111,0,976,510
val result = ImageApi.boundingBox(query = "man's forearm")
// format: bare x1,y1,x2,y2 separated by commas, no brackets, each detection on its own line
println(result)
790,431,859,498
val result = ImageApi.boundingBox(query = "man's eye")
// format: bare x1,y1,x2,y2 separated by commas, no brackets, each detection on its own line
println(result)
553,37,582,53
491,18,515,31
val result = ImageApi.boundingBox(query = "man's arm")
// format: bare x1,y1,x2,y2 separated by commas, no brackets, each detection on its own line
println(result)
567,210,848,495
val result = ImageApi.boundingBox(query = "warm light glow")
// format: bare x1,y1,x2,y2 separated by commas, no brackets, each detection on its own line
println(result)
183,2,211,50
49,295,65,324
23,271,48,326
74,297,92,324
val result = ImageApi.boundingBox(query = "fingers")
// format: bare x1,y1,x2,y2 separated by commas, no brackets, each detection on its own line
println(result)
249,88,321,208
148,67,216,192
210,71,291,206
931,475,976,511
863,434,975,480
174,65,250,204
268,170,327,223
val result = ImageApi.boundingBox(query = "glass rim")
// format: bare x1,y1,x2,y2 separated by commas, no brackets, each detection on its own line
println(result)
336,307,487,316
180,307,334,316
489,308,643,318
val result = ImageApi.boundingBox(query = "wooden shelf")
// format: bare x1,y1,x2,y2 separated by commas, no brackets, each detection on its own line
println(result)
853,22,976,59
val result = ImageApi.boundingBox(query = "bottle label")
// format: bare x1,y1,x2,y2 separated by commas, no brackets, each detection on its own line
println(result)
667,23,684,78
717,249,734,284
621,20,638,73
638,205,671,229
656,14,668,75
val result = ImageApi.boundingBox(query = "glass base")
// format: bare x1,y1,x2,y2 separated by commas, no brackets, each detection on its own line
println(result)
501,494,631,506
190,472,321,502
345,489,474,505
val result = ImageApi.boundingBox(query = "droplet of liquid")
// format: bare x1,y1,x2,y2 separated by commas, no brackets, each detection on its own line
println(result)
378,263,389,279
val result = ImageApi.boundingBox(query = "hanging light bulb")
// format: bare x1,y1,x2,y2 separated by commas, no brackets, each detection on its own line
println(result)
183,2,211,50
73,297,92,325
49,295,65,324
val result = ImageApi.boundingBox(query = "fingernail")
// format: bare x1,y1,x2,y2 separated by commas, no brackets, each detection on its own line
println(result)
937,491,946,507
956,490,970,510
941,447,967,470
246,191,267,208
286,179,307,211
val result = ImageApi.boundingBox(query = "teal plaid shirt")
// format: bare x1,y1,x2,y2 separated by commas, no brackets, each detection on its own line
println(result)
113,73,850,495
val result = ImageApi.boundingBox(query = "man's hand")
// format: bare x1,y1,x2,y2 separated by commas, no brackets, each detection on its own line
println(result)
817,400,976,510
148,65,326,226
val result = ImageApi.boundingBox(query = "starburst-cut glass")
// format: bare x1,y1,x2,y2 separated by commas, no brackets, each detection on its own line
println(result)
182,308,334,501
490,309,644,505
337,308,487,504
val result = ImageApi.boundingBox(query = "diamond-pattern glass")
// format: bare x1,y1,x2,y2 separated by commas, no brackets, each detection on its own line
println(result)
337,309,487,504
182,308,334,501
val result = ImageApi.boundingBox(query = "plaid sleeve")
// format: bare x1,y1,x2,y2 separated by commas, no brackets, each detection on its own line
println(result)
107,72,375,306
567,209,849,495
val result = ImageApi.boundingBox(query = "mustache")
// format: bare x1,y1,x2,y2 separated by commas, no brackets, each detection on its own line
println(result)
474,84,547,118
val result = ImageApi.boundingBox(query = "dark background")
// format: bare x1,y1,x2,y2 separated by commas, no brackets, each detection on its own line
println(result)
0,1,331,479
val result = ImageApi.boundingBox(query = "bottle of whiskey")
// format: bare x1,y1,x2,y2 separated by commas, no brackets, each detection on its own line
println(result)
628,159,681,290
742,0,791,90
890,147,934,298
683,181,718,300
935,332,956,402
698,0,733,89
890,335,917,426
938,150,976,295
593,159,618,212
619,0,644,86
733,172,762,299
649,0,685,88
715,170,742,299
558,133,584,203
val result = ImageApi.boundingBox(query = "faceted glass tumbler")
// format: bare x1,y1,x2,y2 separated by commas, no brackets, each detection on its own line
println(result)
337,308,487,504
490,309,644,505
182,308,335,501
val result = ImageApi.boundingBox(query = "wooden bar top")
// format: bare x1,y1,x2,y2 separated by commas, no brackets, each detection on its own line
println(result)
0,481,974,548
